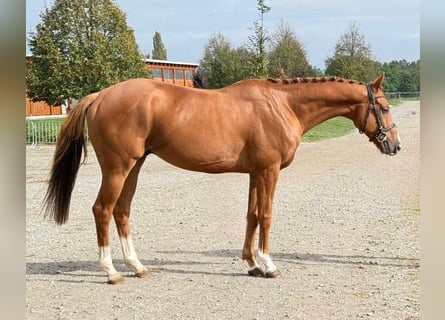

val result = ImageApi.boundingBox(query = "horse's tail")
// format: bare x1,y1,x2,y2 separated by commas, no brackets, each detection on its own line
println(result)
43,92,100,225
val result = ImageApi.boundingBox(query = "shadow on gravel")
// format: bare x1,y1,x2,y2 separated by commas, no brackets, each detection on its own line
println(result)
273,252,420,269
26,250,419,280
26,257,245,279
161,249,419,269
27,260,104,276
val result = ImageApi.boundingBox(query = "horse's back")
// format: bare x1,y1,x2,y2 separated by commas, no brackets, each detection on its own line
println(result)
86,78,301,173
85,79,231,166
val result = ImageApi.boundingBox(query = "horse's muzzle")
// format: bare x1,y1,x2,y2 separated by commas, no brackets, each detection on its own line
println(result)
380,136,401,156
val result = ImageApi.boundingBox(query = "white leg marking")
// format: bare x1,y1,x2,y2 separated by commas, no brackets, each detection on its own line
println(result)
258,250,277,273
120,235,147,273
247,260,261,272
99,246,119,276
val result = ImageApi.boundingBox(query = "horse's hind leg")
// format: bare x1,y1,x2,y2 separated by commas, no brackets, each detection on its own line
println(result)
93,159,136,284
113,156,150,278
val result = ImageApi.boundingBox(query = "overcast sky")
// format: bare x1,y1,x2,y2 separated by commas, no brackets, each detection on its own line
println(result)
26,0,420,69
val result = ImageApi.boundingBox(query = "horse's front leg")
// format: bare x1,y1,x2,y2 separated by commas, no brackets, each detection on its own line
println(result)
243,166,281,277
255,165,281,278
113,157,150,279
242,174,264,277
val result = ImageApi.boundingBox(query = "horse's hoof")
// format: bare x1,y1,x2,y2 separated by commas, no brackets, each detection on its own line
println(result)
248,267,265,277
135,268,151,278
107,273,125,284
265,269,282,278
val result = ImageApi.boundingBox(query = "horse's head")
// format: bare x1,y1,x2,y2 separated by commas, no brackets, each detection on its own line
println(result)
356,74,401,156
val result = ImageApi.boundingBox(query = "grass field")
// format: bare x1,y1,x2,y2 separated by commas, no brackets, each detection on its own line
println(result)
301,97,407,142
302,117,355,142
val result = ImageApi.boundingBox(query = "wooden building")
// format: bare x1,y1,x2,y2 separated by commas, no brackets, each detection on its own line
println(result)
145,59,198,87
26,97,62,116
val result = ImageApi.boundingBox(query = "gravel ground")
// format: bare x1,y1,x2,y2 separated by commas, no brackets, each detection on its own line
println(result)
26,101,419,319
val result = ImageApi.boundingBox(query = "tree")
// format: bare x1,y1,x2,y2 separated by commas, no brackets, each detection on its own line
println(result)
325,21,380,82
247,0,271,78
268,22,314,78
380,59,420,92
151,31,167,60
26,0,150,107
379,61,402,92
236,46,257,79
400,59,420,92
199,33,244,88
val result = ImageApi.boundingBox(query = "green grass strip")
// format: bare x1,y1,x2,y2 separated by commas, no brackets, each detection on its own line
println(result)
302,98,416,142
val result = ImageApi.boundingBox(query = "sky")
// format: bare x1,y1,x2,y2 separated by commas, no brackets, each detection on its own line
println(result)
25,0,420,69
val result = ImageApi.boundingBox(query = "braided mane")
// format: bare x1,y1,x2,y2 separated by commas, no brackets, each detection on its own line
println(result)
267,76,364,85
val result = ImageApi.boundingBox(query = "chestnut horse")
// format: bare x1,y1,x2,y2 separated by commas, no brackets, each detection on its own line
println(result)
44,74,400,284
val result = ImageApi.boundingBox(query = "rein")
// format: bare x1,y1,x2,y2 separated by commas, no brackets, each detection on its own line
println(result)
359,84,396,144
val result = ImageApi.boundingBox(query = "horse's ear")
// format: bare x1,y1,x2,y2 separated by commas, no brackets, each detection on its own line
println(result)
372,73,385,89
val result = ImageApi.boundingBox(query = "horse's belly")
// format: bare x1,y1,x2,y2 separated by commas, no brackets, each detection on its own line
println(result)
152,144,246,174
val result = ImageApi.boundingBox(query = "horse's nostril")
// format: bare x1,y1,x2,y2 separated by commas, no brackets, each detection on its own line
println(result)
397,144,401,152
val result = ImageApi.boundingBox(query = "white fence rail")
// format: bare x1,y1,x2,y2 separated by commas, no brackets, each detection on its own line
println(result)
386,91,420,99
26,115,89,146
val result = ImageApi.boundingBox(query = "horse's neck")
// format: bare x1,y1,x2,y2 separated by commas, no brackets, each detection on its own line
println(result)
296,100,353,134
282,83,362,134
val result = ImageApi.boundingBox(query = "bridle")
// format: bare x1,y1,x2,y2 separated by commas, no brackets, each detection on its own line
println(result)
359,83,396,144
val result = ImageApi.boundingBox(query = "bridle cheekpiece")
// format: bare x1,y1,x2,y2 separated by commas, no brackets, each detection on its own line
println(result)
359,83,396,144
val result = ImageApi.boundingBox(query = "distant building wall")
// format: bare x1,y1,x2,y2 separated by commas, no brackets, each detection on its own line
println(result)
145,59,198,87
26,97,62,116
